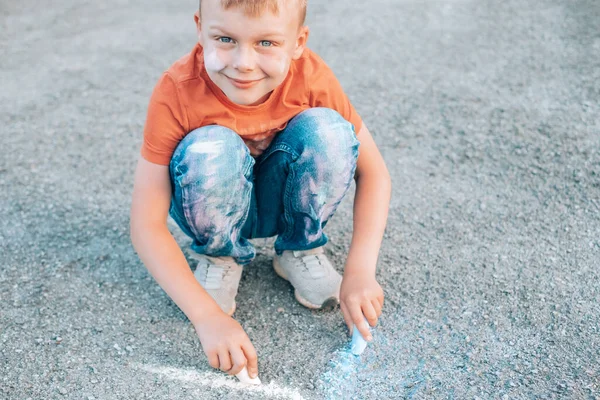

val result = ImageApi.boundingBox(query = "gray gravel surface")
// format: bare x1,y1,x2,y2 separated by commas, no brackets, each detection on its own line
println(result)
1,0,599,399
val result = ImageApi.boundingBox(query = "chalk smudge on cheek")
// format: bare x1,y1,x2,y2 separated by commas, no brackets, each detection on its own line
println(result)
204,48,227,73
262,51,289,79
273,52,289,76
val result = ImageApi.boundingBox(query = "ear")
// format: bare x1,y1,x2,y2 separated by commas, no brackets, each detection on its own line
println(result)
292,26,309,60
194,11,203,45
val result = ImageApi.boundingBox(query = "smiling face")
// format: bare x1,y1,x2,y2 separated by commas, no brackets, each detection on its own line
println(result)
195,0,309,106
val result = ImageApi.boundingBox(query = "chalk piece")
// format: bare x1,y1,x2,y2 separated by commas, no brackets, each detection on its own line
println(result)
350,319,370,355
236,367,261,385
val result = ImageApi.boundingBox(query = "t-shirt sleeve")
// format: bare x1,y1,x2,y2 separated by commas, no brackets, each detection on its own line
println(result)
141,73,188,165
308,58,363,134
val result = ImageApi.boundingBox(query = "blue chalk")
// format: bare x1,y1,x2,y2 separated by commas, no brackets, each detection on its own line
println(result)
350,319,370,355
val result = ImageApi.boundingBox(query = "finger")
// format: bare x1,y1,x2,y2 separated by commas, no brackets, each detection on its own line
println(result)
340,302,354,336
217,349,233,372
371,299,382,318
362,301,378,328
350,305,372,341
207,351,220,370
242,342,259,379
228,346,247,376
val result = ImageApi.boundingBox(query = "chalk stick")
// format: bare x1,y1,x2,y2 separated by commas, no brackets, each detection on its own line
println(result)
350,318,370,355
235,366,262,385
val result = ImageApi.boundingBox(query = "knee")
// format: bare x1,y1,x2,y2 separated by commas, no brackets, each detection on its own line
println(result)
172,126,247,163
287,108,359,162
170,126,253,185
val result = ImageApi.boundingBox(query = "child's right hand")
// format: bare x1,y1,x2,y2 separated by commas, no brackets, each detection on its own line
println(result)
193,311,258,378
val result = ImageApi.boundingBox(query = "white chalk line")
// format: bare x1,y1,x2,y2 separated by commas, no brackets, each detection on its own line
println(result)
132,363,305,400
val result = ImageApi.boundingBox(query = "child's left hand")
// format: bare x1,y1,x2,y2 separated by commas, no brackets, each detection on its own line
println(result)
339,268,384,341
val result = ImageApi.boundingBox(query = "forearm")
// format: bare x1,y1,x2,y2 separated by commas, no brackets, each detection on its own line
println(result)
130,224,222,325
345,172,391,276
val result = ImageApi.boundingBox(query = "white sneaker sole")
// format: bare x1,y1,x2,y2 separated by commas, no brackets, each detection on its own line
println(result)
272,257,339,310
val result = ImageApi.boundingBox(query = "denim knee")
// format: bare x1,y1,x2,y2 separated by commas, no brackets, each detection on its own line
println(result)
170,125,252,185
264,107,360,253
168,125,257,263
277,108,360,178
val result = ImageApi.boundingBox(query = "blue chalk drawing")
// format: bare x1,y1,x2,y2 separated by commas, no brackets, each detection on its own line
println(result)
319,343,365,399
318,319,371,399
317,317,428,399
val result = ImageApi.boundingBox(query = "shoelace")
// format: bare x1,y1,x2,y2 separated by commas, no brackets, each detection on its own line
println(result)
199,261,233,290
298,254,327,278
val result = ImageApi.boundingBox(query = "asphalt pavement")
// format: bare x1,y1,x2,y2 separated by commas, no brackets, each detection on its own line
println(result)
1,0,599,398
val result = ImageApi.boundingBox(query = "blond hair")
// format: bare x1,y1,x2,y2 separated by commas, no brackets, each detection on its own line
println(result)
199,0,307,26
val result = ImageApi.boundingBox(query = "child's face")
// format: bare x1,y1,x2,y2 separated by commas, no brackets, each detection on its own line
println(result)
196,0,309,106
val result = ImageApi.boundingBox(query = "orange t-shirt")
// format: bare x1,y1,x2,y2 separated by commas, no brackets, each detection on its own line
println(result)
141,43,363,165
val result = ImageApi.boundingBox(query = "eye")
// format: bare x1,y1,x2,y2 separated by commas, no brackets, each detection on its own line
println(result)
259,40,273,47
218,37,234,43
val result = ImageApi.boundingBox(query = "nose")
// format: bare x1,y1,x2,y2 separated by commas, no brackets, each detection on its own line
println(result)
233,45,256,72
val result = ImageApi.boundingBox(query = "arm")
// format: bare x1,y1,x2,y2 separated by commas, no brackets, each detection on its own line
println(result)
339,123,391,340
347,123,392,275
129,156,222,324
129,156,258,378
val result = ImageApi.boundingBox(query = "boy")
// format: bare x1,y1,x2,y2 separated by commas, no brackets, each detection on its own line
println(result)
130,0,391,380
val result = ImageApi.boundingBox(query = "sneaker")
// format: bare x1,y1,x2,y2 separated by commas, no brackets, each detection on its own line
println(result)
190,252,243,316
273,246,342,309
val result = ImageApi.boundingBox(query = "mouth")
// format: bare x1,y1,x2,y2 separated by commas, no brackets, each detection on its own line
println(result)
226,76,263,89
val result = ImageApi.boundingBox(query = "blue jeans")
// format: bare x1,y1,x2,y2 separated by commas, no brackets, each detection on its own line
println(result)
168,108,360,265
